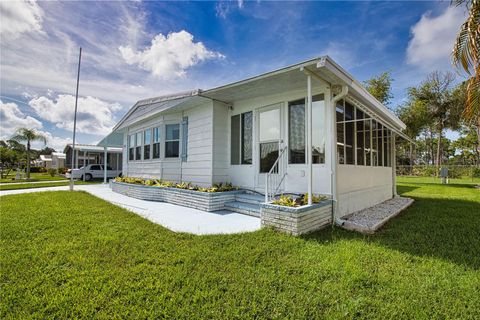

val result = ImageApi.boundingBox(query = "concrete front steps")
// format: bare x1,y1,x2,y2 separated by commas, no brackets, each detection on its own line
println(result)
225,192,264,217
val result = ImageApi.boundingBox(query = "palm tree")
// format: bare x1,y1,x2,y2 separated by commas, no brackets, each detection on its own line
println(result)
11,128,47,179
452,0,479,121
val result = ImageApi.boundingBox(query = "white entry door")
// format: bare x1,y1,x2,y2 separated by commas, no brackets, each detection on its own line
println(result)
256,103,283,189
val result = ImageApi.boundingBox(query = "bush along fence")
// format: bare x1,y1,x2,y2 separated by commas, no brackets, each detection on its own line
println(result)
397,165,480,179
111,177,333,235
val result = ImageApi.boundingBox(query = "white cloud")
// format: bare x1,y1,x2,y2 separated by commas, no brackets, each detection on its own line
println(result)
28,95,122,135
215,0,244,18
407,6,466,71
0,0,44,39
33,130,71,152
119,30,225,79
0,100,43,139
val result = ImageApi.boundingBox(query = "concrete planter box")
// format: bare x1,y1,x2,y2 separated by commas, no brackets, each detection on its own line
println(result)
110,180,242,212
260,200,333,236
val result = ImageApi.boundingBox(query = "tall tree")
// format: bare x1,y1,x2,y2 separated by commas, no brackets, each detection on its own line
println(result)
364,71,394,107
452,0,479,122
408,72,464,170
10,128,47,179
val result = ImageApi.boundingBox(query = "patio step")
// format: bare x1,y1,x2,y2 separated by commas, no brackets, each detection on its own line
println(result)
235,193,265,205
224,201,261,218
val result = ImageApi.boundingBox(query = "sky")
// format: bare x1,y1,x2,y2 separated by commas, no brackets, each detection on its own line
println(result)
0,0,468,151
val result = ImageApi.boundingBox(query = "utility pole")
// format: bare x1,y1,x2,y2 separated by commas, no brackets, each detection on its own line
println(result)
70,47,82,191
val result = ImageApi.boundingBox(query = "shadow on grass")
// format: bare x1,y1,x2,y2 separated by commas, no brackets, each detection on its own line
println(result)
304,197,480,270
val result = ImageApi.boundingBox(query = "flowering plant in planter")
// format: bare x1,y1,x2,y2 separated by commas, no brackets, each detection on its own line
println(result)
114,177,239,193
271,194,327,207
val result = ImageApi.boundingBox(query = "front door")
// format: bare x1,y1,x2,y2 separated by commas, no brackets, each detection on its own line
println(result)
256,103,283,188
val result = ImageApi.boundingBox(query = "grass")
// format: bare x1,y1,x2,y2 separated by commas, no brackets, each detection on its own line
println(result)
0,172,67,183
1,178,479,319
0,180,98,191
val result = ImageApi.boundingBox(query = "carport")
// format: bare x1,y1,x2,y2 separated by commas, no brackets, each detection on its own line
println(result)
97,131,124,183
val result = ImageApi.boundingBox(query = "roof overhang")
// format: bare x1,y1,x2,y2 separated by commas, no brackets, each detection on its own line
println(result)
112,90,208,131
97,131,124,148
202,56,406,132
65,144,123,153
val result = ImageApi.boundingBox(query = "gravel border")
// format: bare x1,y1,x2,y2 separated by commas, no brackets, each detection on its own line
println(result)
339,196,414,234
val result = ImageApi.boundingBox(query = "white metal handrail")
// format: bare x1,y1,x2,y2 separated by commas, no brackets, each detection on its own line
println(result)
265,145,288,202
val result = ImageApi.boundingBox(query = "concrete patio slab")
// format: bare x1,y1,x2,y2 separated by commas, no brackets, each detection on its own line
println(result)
0,184,261,235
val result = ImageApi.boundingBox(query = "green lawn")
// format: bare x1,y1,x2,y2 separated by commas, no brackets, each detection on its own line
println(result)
1,178,479,319
0,180,98,191
0,172,67,183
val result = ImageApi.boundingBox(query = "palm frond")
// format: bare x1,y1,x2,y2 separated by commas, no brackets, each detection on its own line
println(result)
452,1,479,75
463,73,480,120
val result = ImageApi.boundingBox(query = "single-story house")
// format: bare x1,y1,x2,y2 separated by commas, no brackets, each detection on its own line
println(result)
101,56,410,219
64,144,123,171
38,152,66,169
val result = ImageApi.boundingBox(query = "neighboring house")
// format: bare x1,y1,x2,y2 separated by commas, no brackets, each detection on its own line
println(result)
100,56,411,217
64,144,123,171
38,152,66,169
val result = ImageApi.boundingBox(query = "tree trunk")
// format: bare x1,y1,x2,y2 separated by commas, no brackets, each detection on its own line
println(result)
436,127,443,175
26,141,31,179
429,130,434,165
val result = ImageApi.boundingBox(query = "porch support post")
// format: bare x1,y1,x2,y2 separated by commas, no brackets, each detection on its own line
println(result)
104,147,108,184
392,133,397,196
307,75,313,205
83,151,86,181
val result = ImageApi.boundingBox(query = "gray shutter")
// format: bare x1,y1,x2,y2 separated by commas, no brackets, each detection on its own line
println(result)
181,116,188,162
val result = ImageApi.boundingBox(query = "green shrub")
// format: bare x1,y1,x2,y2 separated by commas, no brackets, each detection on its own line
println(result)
47,168,57,177
470,167,480,178
115,177,239,192
29,166,43,173
302,193,327,205
272,195,297,207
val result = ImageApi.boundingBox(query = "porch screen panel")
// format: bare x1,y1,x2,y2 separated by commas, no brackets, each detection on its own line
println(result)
241,112,252,164
356,108,364,165
336,100,345,164
344,101,355,165
365,119,371,166
372,120,378,166
378,123,383,166
384,128,389,167
312,94,325,164
230,115,240,165
289,99,305,164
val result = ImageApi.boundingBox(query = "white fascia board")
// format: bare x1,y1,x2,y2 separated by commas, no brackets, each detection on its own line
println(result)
318,56,405,131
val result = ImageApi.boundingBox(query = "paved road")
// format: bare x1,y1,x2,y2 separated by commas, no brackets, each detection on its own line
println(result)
0,184,261,235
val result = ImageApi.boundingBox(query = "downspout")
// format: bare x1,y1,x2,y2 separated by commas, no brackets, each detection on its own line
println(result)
330,85,348,226
180,111,184,183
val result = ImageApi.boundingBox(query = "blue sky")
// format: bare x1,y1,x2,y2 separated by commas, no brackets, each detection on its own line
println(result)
0,1,467,150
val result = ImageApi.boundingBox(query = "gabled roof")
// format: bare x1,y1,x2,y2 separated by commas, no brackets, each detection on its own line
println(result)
108,56,406,136
112,90,202,131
